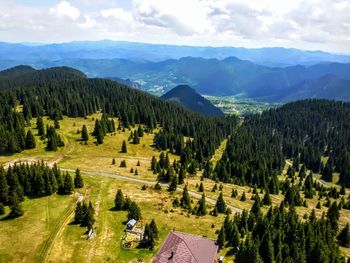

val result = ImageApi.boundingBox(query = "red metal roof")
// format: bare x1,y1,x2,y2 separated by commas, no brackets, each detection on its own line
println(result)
153,231,218,263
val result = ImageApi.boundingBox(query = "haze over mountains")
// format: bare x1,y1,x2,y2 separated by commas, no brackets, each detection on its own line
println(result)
1,40,350,103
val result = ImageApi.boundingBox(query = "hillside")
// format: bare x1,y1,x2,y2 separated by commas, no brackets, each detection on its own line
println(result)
161,85,223,116
18,56,350,102
0,65,86,90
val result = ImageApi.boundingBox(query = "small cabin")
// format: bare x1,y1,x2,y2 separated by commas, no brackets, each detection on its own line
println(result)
127,219,137,229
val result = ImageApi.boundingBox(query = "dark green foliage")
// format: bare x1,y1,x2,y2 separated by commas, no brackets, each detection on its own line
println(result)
75,201,95,230
0,168,9,204
120,160,126,167
25,130,36,149
327,201,340,233
46,126,64,151
8,193,24,218
81,124,89,142
114,189,125,210
215,192,226,213
0,202,4,215
141,220,159,250
121,140,127,153
337,223,350,248
221,203,343,263
217,226,225,248
61,172,73,195
215,100,350,188
168,175,177,192
231,188,238,198
240,191,247,201
127,201,142,220
304,172,314,199
180,185,191,209
154,182,162,190
54,119,60,129
262,190,272,206
93,114,115,145
133,131,140,144
196,193,207,216
74,169,84,188
198,182,204,192
149,219,158,239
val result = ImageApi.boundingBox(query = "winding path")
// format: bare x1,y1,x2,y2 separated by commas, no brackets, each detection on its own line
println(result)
60,168,243,214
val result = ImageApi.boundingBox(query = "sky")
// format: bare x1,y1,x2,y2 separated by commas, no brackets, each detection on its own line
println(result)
0,0,349,53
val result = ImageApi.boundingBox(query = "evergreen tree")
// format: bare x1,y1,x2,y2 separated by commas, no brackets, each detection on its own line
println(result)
121,140,127,153
133,131,140,144
74,202,84,223
8,193,24,218
114,189,125,210
25,130,36,149
81,124,89,142
62,172,73,194
0,170,9,204
260,232,274,263
128,201,141,220
240,191,247,201
149,219,159,239
337,223,350,248
327,201,340,232
168,175,178,192
198,182,204,192
262,190,272,206
180,185,191,208
74,169,84,188
197,193,207,216
217,226,225,248
54,119,60,129
215,192,226,213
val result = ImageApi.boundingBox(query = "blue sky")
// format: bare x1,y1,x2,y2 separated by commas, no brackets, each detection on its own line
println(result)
0,0,349,53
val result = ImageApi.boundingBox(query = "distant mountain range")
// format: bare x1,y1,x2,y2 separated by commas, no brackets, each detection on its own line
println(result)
161,85,223,116
0,41,350,103
1,40,350,67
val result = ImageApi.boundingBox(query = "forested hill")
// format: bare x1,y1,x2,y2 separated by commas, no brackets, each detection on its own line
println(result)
212,99,350,187
0,66,237,166
0,65,86,90
161,85,223,116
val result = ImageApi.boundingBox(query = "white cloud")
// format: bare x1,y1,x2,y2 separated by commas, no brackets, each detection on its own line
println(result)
0,0,349,53
50,1,81,20
100,8,133,23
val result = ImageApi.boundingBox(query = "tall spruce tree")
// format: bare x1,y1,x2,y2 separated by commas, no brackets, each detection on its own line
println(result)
25,130,36,149
74,169,84,188
197,193,207,216
81,124,89,142
215,192,226,213
114,189,125,210
180,185,191,208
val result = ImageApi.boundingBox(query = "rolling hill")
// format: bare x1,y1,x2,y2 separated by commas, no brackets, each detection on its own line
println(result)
161,85,223,116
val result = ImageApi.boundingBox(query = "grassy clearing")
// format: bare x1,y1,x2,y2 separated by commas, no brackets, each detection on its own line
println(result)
0,115,350,261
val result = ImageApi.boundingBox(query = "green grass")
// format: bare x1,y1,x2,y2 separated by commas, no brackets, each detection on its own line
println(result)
1,115,350,262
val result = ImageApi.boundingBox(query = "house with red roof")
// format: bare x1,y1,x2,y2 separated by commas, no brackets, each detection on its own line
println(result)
153,231,219,263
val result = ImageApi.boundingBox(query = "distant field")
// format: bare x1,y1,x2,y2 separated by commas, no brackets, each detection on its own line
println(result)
0,114,349,262
204,94,279,115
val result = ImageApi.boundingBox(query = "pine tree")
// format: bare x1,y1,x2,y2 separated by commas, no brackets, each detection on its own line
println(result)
114,189,125,210
327,201,340,233
128,201,141,220
112,157,116,165
85,201,95,230
212,206,218,216
149,219,159,239
74,202,84,223
180,185,191,208
168,175,178,192
304,172,314,199
36,116,45,137
217,226,225,248
260,232,274,263
81,124,89,142
240,191,247,201
54,119,60,129
178,167,185,184
74,169,84,188
133,131,140,144
8,193,24,218
197,193,207,216
215,192,226,213
62,173,73,194
121,140,127,153
198,182,204,192
25,130,36,149
262,190,272,206
229,222,240,248
337,223,350,248
0,170,9,204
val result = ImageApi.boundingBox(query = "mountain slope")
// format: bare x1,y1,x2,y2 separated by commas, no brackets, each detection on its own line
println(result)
0,65,86,90
161,85,224,116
